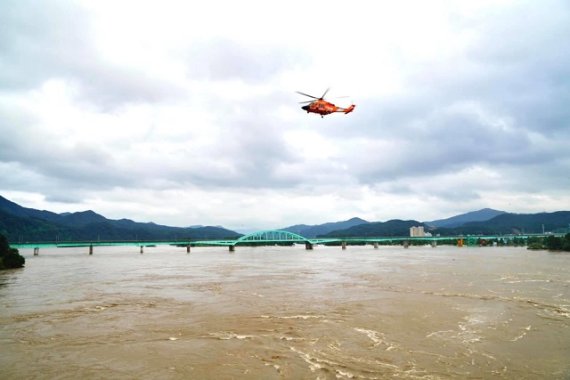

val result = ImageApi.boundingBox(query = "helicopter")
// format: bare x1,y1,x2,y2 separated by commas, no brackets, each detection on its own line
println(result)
297,88,355,118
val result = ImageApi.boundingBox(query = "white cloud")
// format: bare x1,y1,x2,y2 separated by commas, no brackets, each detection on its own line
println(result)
1,0,569,231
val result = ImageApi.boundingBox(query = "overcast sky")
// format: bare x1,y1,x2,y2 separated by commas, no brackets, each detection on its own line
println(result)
1,0,569,231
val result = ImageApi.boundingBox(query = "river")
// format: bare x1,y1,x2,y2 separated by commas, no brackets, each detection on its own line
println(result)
1,245,569,379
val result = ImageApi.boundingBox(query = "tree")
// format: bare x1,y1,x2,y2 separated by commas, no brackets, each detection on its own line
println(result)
562,233,570,251
0,234,10,257
0,234,26,269
545,235,562,250
542,234,570,251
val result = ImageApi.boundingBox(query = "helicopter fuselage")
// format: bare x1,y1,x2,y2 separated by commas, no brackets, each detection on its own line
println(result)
301,99,355,117
302,99,337,116
297,89,355,117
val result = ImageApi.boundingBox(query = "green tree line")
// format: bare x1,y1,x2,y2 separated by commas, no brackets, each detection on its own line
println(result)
528,233,570,251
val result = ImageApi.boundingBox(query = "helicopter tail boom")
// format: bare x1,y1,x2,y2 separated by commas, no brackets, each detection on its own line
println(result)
343,104,356,114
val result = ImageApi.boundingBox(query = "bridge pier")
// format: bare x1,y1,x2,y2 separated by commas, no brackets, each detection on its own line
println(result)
341,242,347,250
33,247,39,256
89,244,93,255
186,245,191,253
373,242,379,249
305,242,313,250
229,245,235,252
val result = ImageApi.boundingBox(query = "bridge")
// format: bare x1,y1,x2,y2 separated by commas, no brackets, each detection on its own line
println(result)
192,230,338,251
11,229,560,255
192,230,553,251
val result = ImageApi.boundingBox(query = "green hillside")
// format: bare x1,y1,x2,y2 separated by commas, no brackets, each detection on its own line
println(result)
318,212,570,237
0,196,241,243
320,220,425,237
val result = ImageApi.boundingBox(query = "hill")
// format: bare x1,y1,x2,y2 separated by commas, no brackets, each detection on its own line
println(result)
439,211,570,235
425,208,506,228
0,195,241,243
282,217,368,238
3,195,569,241
320,212,570,237
320,219,425,238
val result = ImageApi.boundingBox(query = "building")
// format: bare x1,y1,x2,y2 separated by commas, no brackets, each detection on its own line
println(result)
410,226,425,237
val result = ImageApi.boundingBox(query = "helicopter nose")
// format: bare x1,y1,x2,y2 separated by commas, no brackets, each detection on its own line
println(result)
302,105,309,111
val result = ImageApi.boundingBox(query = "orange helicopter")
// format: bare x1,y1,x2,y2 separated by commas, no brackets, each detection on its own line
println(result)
297,88,355,118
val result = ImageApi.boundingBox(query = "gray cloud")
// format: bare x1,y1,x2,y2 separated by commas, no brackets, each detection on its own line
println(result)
320,2,570,194
1,1,569,226
0,0,184,109
0,103,132,199
0,0,90,89
184,38,309,83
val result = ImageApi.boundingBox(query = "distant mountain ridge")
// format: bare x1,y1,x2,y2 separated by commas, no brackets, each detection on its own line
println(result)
439,211,570,235
0,195,241,242
281,209,509,238
321,219,425,238
282,217,369,238
426,208,506,228
2,195,569,242
318,212,570,237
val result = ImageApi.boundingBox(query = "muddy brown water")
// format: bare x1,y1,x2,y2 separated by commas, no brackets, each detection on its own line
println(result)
1,245,569,379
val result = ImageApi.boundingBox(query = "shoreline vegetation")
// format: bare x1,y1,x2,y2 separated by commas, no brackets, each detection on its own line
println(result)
0,234,25,269
528,233,570,251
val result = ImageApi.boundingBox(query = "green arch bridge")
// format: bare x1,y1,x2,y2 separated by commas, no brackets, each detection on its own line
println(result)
12,229,560,254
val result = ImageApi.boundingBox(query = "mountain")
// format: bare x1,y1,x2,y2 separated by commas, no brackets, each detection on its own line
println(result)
0,195,241,243
0,195,63,223
0,208,61,241
320,212,570,237
59,210,109,227
426,208,506,228
320,219,425,238
3,194,569,242
439,211,570,235
282,217,369,238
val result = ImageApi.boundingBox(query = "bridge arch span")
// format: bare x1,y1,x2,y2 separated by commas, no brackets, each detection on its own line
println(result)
235,230,310,245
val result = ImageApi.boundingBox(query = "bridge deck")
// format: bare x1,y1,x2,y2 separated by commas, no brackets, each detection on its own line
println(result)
11,232,559,249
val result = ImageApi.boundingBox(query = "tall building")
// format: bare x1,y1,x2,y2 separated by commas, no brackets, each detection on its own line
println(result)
410,226,425,237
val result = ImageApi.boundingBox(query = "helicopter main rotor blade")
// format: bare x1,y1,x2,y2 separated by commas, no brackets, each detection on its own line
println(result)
321,88,330,99
296,91,319,99
299,100,314,104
